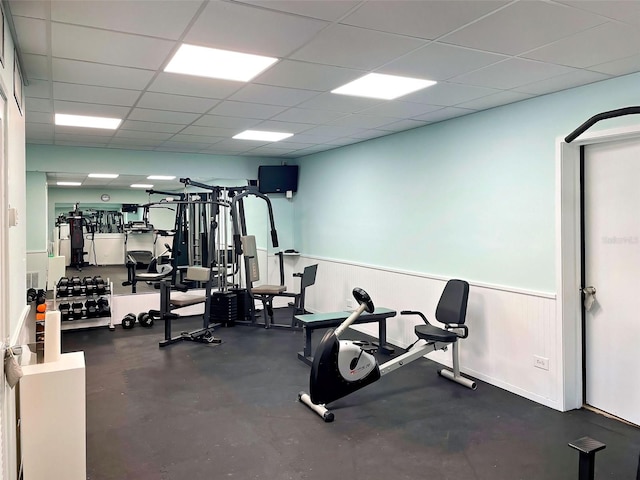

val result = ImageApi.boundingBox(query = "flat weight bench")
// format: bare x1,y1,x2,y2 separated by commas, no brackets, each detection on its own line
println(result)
295,307,397,365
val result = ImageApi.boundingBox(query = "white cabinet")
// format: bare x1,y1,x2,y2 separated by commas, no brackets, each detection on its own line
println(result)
20,352,86,480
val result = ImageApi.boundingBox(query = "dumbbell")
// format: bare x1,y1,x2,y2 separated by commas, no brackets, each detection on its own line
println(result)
70,276,82,285
137,311,154,328
59,302,72,321
35,301,47,321
71,302,84,320
94,276,106,295
26,288,37,303
36,289,46,305
57,277,70,297
85,299,99,318
97,297,110,317
83,277,96,295
122,313,136,329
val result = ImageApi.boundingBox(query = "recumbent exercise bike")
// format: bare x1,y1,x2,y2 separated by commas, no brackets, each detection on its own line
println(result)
299,279,475,422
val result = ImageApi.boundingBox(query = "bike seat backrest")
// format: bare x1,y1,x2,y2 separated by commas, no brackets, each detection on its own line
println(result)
435,279,469,325
300,264,318,290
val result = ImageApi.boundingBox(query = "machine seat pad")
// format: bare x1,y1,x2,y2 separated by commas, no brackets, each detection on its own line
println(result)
415,324,458,343
135,272,168,281
252,284,287,295
170,292,206,307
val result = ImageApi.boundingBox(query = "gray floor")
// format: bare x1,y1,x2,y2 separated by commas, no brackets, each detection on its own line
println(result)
62,309,640,480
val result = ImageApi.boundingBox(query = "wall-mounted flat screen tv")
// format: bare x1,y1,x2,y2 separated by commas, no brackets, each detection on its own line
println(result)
121,204,139,213
258,165,299,194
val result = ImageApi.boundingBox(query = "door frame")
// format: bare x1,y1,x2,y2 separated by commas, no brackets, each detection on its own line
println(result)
556,123,640,411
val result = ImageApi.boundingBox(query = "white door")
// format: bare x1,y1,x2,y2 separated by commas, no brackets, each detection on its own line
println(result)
583,136,640,426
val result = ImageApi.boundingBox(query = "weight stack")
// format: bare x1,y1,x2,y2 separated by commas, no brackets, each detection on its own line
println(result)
230,288,251,322
210,292,238,327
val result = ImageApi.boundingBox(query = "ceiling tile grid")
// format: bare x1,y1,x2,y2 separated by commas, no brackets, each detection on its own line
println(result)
8,0,640,180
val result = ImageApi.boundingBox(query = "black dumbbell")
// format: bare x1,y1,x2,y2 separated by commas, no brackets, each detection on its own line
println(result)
94,276,106,295
97,297,110,317
70,276,82,285
122,313,136,329
59,302,72,321
36,289,46,305
71,302,84,319
57,277,70,297
85,299,98,318
26,288,37,303
137,312,154,327
83,277,96,294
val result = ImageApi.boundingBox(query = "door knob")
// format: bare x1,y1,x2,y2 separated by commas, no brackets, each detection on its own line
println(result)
582,286,596,311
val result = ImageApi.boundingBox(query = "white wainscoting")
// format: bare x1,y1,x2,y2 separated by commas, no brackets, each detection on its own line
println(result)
287,255,561,411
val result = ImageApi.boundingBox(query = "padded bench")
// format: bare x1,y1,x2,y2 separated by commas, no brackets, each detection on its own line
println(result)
294,307,397,365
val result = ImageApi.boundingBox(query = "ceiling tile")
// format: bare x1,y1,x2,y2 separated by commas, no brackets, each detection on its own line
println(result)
234,1,360,21
51,0,201,39
23,54,49,80
25,111,53,124
558,1,640,26
301,125,366,138
523,22,640,68
127,108,200,124
271,108,347,124
379,43,506,81
52,58,155,90
442,1,606,55
51,23,175,69
26,97,53,113
341,1,508,40
25,79,50,99
8,0,48,19
358,101,443,118
180,125,239,137
156,142,213,153
296,92,383,113
119,120,185,134
136,92,219,114
26,122,54,139
193,115,261,130
403,82,499,106
376,119,430,132
451,59,575,90
413,107,475,123
456,90,533,110
168,134,224,144
290,23,426,70
114,130,174,141
208,101,288,120
229,84,319,107
514,70,611,96
184,1,329,57
53,100,131,118
252,120,314,134
590,53,640,76
327,114,399,129
108,137,165,147
203,139,265,153
255,60,365,91
53,82,141,106
147,72,243,99
13,16,48,55
54,128,115,138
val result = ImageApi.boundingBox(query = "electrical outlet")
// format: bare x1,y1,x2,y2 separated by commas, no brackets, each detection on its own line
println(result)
533,355,549,371
346,298,354,310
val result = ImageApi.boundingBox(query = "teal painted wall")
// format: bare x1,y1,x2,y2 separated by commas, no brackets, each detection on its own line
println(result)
294,72,640,294
26,171,48,251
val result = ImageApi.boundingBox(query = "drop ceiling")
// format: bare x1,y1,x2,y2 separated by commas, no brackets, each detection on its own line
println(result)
11,0,640,161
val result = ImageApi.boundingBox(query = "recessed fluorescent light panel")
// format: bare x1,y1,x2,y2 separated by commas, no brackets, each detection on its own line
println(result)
165,44,278,82
130,184,153,189
147,175,176,181
88,173,119,179
331,73,436,100
57,181,82,186
55,113,121,129
233,130,293,142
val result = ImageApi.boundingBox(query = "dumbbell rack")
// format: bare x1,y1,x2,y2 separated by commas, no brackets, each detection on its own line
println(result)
53,277,115,332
